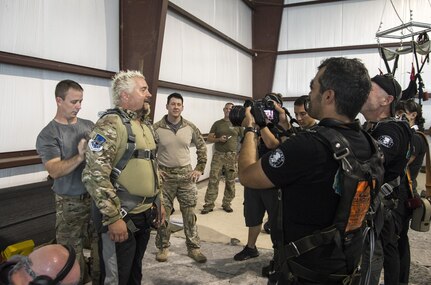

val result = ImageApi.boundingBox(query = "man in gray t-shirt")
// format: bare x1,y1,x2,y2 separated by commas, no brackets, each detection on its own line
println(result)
35,80,94,284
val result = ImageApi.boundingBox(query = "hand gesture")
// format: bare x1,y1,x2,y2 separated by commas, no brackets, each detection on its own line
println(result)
77,138,87,162
274,104,291,131
241,106,255,128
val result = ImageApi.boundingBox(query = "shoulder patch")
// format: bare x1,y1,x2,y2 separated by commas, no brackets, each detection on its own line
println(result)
268,148,285,168
89,133,106,152
377,135,394,148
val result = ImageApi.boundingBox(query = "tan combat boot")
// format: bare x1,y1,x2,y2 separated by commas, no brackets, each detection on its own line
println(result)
156,248,169,262
188,248,207,263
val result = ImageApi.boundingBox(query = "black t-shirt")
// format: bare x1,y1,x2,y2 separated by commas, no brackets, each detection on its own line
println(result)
257,125,283,158
370,120,412,226
370,120,411,184
260,124,372,273
410,131,427,182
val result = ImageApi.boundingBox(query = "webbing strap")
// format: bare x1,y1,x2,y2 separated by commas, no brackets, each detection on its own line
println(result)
283,226,339,260
101,108,159,220
110,120,135,182
380,46,392,74
380,176,400,197
416,131,431,195
288,260,359,284
132,149,156,160
313,127,360,233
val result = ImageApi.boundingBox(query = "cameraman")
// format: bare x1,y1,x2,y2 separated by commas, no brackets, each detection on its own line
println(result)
238,57,375,284
233,93,291,261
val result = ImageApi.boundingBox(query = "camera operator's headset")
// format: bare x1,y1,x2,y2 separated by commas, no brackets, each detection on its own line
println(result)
29,245,76,285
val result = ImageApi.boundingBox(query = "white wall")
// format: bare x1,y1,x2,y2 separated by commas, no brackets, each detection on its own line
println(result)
0,0,118,187
0,0,252,188
0,0,119,71
274,0,431,129
155,0,252,180
5,0,430,188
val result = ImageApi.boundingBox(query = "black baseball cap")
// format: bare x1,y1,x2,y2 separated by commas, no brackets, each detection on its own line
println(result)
371,74,402,116
371,74,402,99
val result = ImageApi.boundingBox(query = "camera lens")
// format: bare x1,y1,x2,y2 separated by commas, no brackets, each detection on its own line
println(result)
229,105,245,127
265,100,275,109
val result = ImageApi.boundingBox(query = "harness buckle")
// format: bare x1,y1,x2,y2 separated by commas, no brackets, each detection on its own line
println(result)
380,183,393,197
111,168,121,181
133,149,154,160
143,149,152,160
120,208,128,218
333,147,350,160
288,241,301,257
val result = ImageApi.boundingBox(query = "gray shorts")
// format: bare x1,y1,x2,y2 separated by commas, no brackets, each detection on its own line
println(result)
243,187,278,227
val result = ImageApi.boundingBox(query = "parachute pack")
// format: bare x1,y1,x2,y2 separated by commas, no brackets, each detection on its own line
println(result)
270,125,384,284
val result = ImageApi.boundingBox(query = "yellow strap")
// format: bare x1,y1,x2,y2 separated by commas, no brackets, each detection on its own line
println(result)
406,168,414,197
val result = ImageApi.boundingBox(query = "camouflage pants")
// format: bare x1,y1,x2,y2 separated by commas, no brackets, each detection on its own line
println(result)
55,193,92,284
203,151,237,209
156,164,201,250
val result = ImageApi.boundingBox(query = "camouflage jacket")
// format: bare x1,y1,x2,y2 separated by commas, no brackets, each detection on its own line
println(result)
82,107,161,226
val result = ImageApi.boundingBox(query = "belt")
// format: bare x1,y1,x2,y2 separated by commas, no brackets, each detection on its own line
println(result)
159,165,190,171
57,193,90,200
214,150,237,155
143,195,157,204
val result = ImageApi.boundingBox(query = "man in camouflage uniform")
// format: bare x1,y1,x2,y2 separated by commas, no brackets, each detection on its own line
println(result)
202,102,243,214
82,70,165,285
35,80,94,284
154,92,208,263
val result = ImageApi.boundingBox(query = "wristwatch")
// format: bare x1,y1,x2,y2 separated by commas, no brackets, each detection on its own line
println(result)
244,127,258,135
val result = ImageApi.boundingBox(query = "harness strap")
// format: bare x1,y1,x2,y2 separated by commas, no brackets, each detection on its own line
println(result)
107,109,136,182
380,176,401,197
113,183,158,211
283,226,339,259
313,126,378,233
98,108,160,233
416,131,431,196
380,46,392,74
288,260,360,285
132,149,156,160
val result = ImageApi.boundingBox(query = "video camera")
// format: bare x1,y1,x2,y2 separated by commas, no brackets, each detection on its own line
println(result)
229,95,281,127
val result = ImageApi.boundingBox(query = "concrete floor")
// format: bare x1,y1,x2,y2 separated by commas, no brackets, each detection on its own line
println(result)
137,173,431,284
170,179,272,249
141,179,273,284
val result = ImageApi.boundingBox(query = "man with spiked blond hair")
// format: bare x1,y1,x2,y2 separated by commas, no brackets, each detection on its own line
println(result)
83,70,165,285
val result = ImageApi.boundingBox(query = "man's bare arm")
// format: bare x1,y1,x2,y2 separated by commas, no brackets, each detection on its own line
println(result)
238,107,275,189
44,138,87,179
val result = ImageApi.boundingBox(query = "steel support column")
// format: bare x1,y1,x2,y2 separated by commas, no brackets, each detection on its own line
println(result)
252,0,284,99
120,0,169,119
